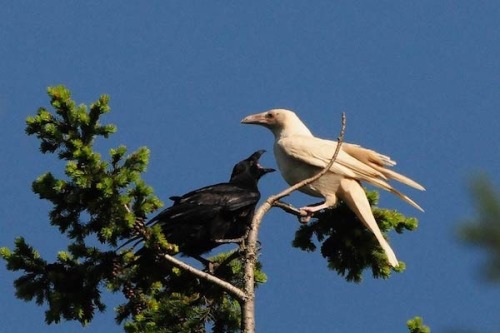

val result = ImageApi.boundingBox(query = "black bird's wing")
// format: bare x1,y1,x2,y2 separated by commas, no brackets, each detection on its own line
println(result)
148,182,260,256
150,183,259,223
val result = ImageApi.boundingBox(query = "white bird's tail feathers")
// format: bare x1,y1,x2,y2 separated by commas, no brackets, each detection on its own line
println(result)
342,143,425,212
366,176,425,212
339,178,399,267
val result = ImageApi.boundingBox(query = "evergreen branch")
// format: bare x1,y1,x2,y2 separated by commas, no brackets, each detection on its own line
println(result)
407,316,430,333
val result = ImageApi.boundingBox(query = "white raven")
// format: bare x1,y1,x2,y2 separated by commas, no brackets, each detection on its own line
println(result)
241,109,424,267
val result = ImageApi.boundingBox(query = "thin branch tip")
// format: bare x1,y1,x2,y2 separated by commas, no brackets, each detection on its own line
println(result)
161,253,247,301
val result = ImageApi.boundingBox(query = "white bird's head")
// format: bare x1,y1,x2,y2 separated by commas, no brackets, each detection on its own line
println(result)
241,109,313,138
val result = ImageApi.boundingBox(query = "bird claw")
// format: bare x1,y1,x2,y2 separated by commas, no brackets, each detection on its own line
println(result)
206,261,219,274
196,257,218,274
298,208,314,224
299,214,312,224
238,239,247,252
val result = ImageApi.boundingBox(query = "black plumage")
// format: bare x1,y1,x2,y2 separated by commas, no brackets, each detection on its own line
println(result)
133,150,274,260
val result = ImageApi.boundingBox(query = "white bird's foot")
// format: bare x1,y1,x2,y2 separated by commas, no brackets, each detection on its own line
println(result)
299,207,314,223
299,204,329,224
299,213,312,224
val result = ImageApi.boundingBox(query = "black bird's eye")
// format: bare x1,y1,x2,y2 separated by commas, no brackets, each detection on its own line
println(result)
265,112,274,119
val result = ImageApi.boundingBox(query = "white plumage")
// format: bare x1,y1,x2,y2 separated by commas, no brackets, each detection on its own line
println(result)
241,109,425,267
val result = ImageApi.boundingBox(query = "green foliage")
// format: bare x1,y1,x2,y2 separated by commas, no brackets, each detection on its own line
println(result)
292,190,417,282
407,316,430,333
0,237,115,324
25,86,161,244
459,174,500,282
119,252,266,333
2,86,162,325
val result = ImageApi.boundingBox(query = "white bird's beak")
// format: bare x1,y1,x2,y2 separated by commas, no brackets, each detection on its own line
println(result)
241,112,268,125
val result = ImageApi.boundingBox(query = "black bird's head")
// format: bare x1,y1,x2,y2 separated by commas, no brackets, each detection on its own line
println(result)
230,150,275,188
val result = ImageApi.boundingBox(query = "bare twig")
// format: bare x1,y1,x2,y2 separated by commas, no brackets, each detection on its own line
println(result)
273,200,304,217
214,237,245,244
160,253,247,301
242,112,346,333
273,200,328,222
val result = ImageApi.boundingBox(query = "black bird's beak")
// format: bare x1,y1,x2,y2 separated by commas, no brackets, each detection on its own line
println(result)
248,150,276,175
260,167,276,175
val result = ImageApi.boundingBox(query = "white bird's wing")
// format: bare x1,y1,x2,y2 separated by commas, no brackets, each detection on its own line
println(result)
278,136,387,182
278,135,425,211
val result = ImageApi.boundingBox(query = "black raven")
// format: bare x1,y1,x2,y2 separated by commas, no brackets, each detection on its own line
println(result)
130,150,274,263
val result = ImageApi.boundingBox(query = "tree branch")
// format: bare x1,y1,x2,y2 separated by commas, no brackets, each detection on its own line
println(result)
159,253,247,301
273,200,304,217
242,112,346,333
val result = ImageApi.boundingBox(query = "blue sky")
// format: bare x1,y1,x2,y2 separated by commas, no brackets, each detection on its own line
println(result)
1,2,500,332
